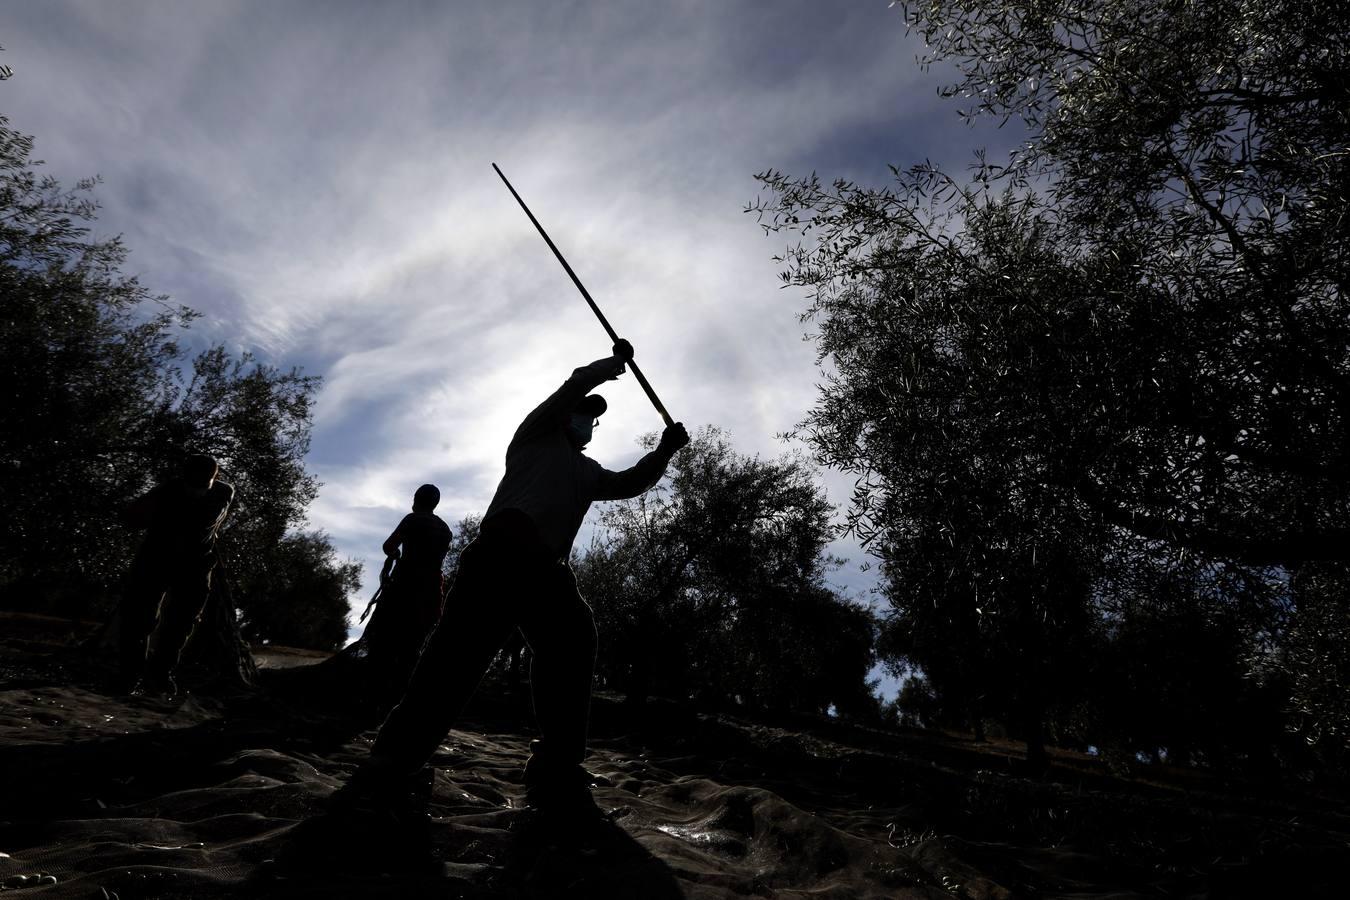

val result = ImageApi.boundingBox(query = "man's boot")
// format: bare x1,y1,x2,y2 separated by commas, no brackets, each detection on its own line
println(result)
130,671,178,700
325,759,434,867
523,739,604,816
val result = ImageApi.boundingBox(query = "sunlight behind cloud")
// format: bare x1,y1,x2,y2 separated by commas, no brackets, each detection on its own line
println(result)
1,0,987,617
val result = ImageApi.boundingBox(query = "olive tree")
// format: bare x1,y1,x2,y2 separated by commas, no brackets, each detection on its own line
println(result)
575,427,878,720
0,115,356,659
750,0,1348,760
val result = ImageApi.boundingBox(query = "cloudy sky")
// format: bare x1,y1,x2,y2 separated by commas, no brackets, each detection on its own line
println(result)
4,2,1008,663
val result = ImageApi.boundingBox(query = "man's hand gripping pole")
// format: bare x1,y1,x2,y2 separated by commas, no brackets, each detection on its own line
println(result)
492,163,676,428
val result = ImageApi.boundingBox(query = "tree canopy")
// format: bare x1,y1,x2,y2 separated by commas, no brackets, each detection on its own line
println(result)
0,115,356,650
750,0,1349,765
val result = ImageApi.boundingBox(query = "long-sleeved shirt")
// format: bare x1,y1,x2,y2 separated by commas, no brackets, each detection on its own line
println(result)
382,511,452,580
484,356,674,559
124,478,235,562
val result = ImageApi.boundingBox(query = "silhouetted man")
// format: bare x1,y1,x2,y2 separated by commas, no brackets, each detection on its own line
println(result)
362,484,452,708
118,453,235,696
346,339,688,813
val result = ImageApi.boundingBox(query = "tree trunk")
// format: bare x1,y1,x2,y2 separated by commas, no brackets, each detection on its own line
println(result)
624,650,651,709
1022,692,1048,773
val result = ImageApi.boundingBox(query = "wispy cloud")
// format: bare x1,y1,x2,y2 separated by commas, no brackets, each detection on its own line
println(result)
4,1,1003,648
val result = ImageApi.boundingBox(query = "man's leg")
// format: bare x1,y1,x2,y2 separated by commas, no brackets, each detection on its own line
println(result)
144,563,212,685
518,564,598,772
367,542,516,777
361,579,409,709
118,556,168,686
377,574,447,708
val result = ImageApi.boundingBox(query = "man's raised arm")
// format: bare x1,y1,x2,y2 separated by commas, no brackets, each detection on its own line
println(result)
592,422,690,501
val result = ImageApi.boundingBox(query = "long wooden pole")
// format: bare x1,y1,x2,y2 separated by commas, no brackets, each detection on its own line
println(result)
492,163,675,427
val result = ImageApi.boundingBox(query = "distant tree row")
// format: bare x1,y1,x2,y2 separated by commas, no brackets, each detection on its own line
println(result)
574,428,879,720
751,0,1349,773
0,115,356,650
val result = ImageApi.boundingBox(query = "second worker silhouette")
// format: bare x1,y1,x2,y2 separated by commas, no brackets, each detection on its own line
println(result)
360,484,452,712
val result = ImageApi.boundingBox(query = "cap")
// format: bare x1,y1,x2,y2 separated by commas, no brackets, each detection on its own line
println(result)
575,394,607,417
182,453,219,485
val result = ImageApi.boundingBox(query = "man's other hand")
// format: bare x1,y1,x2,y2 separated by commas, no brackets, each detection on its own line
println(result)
659,422,690,454
612,339,634,362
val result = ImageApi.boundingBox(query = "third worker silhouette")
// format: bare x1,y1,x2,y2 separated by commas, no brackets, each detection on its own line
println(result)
118,453,235,697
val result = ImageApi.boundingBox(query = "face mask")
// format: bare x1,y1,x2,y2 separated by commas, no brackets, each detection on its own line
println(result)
566,413,595,448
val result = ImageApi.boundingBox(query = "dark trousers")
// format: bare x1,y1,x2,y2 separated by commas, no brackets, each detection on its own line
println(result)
119,551,214,681
363,571,444,661
371,510,597,775
363,572,444,710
